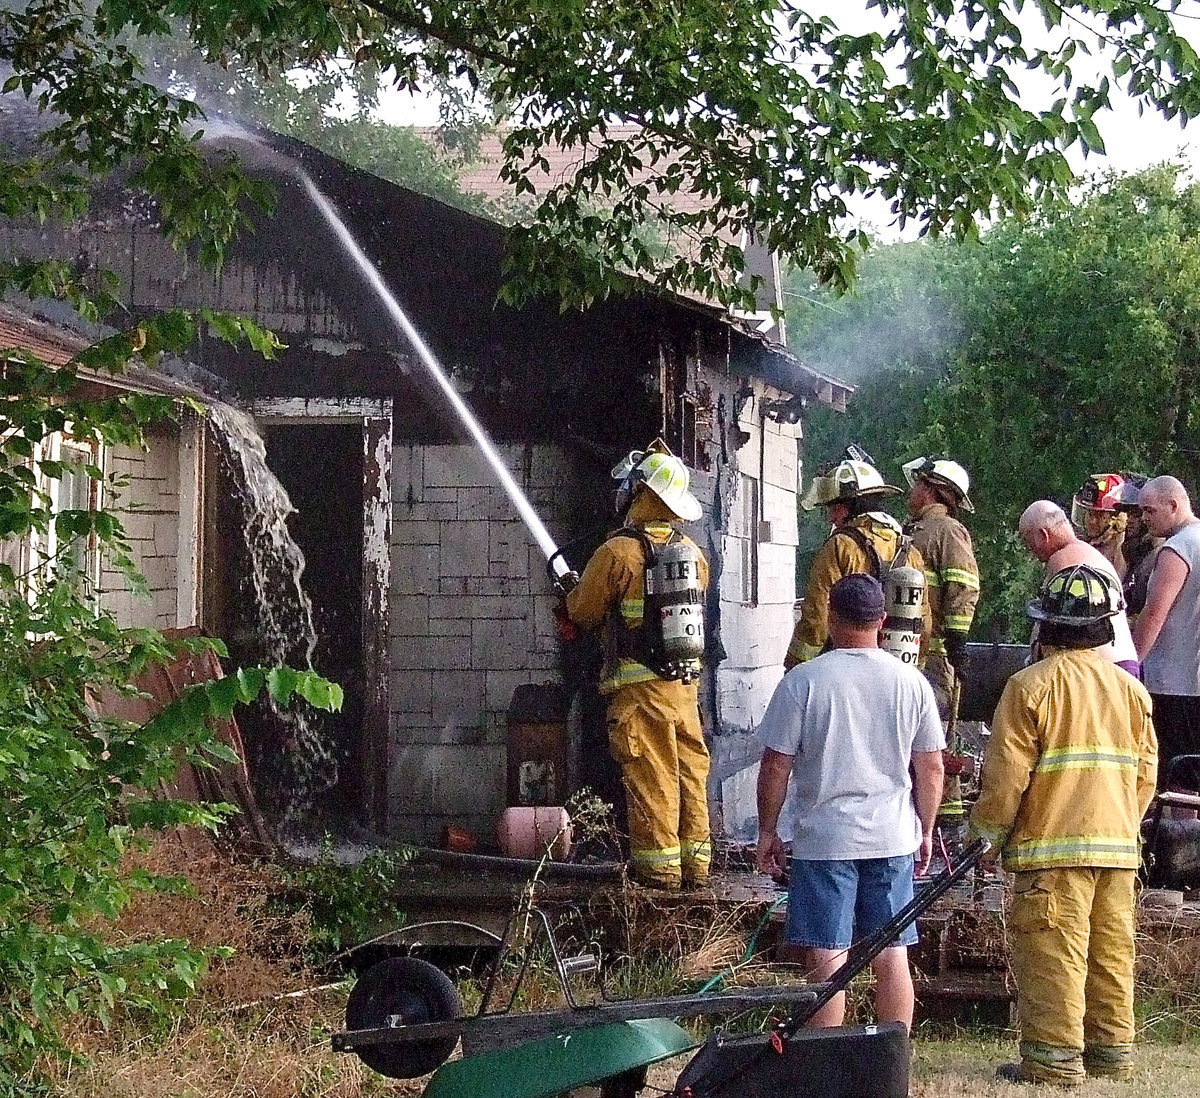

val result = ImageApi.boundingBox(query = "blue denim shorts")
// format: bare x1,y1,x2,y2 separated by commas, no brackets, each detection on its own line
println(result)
785,854,918,950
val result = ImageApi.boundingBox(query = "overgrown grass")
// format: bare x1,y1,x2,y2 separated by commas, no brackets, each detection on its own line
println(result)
38,837,1200,1097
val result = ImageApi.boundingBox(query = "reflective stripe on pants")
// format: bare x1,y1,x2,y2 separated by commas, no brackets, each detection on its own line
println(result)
607,679,711,888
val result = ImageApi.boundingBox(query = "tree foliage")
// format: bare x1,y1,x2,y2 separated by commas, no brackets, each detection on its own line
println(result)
6,1,1200,306
919,165,1200,632
122,21,496,213
792,165,1200,638
0,305,344,1091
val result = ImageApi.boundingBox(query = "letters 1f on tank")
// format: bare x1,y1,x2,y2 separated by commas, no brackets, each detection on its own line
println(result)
881,561,925,666
645,539,705,682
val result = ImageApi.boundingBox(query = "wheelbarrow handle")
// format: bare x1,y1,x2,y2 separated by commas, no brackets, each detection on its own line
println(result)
780,838,990,1035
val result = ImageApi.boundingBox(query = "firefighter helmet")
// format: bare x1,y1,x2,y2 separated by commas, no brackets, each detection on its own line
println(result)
611,448,702,522
800,458,901,511
902,456,975,514
1026,563,1124,625
1113,471,1148,513
1070,472,1130,529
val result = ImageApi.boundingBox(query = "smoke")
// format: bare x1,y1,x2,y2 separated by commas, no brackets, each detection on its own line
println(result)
786,243,966,384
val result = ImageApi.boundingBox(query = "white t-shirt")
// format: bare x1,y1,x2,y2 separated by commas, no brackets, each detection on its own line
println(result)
759,648,945,860
1143,520,1200,695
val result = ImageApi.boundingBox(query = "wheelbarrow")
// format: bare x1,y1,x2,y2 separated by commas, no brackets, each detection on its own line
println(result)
331,840,989,1098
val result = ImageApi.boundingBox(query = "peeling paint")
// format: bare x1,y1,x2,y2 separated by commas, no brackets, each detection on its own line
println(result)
309,337,367,357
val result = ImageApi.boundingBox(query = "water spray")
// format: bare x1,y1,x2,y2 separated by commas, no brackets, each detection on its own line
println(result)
300,175,574,584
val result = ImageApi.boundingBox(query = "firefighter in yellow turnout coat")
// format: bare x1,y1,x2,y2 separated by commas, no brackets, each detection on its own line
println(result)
903,457,981,834
566,450,711,890
971,565,1157,1086
786,457,931,669
903,457,980,706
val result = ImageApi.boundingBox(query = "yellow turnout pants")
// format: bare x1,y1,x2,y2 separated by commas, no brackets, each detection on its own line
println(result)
1009,866,1137,1083
924,652,964,820
606,679,711,888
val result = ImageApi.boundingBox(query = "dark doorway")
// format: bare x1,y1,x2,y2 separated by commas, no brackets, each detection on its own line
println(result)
202,419,366,831
266,423,365,823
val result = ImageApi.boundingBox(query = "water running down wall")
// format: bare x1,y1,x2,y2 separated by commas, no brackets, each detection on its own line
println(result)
206,400,337,827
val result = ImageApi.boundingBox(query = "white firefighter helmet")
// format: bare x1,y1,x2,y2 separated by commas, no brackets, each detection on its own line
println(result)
611,449,702,522
902,456,975,513
800,458,901,511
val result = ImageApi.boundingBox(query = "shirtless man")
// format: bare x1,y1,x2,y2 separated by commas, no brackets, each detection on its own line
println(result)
1018,500,1139,676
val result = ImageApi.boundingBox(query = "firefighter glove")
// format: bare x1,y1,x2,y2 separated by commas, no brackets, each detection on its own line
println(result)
944,631,969,677
552,600,579,642
552,569,580,597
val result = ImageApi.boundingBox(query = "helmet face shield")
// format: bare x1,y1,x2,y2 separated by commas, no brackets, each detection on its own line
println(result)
611,450,646,515
1070,496,1097,531
611,450,646,482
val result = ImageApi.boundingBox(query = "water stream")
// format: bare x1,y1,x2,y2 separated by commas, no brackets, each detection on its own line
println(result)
205,400,337,825
299,173,573,582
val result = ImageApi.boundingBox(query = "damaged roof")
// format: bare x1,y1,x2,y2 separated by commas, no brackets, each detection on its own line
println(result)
0,89,852,412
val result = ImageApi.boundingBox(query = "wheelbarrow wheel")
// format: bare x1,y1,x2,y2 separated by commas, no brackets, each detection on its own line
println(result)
345,956,462,1078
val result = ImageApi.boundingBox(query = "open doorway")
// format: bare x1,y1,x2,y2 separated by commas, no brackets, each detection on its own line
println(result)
201,399,392,833
267,422,364,821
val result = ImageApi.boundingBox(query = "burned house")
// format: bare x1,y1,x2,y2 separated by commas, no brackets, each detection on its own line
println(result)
2,104,851,846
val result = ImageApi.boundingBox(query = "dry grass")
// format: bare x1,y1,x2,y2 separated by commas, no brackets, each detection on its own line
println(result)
43,834,408,1098
37,839,1200,1097
1135,923,1200,1040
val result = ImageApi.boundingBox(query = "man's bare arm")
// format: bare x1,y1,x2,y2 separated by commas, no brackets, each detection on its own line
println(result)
1133,547,1189,660
755,747,793,878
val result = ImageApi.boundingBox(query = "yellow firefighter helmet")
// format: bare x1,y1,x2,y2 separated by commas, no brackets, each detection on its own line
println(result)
801,458,901,511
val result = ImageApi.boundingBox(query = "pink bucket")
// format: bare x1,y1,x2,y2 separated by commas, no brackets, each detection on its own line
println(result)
496,806,573,861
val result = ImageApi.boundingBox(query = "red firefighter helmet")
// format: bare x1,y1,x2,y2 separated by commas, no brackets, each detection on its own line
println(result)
1071,473,1130,530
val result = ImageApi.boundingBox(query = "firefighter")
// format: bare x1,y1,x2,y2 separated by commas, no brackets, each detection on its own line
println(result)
1114,473,1162,617
971,564,1157,1086
563,446,711,890
1072,473,1132,579
902,457,981,859
785,454,931,669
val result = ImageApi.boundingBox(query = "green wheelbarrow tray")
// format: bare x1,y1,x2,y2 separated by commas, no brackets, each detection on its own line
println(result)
422,1018,697,1098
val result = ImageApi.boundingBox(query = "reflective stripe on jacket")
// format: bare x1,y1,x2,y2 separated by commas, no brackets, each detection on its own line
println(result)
565,494,709,695
970,647,1157,872
786,512,932,669
908,503,980,638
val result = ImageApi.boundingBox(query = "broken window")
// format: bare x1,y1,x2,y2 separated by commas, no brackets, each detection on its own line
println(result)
732,473,759,605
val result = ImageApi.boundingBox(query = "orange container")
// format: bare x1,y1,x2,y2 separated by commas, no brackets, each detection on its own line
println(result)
496,806,573,861
441,825,477,854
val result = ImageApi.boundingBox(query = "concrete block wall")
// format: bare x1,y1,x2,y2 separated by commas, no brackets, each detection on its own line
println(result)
99,426,181,629
387,442,579,844
714,383,802,840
